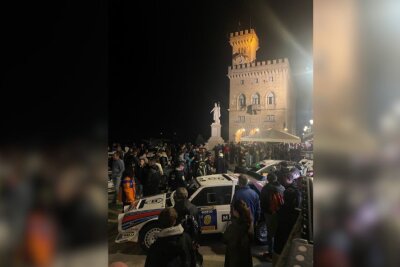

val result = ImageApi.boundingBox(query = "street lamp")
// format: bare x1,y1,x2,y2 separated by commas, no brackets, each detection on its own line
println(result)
303,126,308,132
310,119,313,125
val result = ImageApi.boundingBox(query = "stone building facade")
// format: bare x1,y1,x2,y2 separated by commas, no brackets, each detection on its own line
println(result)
228,29,296,142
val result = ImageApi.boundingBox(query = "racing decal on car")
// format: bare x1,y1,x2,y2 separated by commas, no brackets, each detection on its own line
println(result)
221,214,230,222
144,198,163,204
122,209,163,230
199,208,217,231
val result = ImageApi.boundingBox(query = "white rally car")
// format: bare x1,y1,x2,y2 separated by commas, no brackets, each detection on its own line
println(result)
115,173,267,251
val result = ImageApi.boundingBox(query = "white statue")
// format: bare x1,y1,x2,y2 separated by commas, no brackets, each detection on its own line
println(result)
210,102,221,124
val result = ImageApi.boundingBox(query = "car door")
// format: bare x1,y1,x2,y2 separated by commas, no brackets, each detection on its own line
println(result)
190,185,233,233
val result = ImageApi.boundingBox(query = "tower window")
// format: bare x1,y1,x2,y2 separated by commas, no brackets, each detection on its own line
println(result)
269,76,274,82
240,80,244,85
255,78,259,83
238,94,246,109
267,92,275,105
252,93,260,105
266,115,275,122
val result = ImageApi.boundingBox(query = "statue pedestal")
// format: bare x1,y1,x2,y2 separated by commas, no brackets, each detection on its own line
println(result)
206,123,225,150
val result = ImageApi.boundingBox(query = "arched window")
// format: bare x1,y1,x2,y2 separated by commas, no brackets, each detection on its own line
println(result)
267,92,275,105
252,93,260,105
238,94,246,109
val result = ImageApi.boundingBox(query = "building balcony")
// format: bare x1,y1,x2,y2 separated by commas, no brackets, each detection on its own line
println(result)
250,104,262,111
247,104,262,115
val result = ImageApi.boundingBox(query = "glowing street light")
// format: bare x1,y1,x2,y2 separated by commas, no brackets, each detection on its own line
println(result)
310,119,313,125
303,126,308,132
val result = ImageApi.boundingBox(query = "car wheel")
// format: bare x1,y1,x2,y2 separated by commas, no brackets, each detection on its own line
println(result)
255,221,268,245
139,222,161,252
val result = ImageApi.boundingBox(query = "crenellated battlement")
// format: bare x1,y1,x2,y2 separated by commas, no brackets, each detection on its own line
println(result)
230,29,256,38
228,58,289,71
227,58,289,79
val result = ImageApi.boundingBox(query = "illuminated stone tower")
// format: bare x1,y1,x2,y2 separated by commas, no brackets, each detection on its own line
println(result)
227,29,296,142
230,29,259,65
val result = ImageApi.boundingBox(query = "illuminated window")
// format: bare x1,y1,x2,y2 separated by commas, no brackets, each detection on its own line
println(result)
252,93,260,104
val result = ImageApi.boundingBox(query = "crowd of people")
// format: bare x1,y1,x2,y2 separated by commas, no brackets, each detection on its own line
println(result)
109,141,306,203
109,141,307,266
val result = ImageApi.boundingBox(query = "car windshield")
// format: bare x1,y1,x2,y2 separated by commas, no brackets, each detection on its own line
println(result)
187,179,200,197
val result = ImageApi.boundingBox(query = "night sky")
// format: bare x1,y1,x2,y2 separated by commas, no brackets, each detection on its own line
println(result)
109,0,312,144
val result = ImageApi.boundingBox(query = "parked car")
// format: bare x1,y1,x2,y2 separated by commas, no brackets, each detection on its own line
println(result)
115,173,267,251
235,160,302,181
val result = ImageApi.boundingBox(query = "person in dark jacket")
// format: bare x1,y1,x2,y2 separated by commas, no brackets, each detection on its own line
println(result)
111,151,125,204
135,158,147,198
259,173,285,261
274,187,301,256
279,168,302,209
174,187,199,222
143,163,161,196
123,148,135,170
223,199,253,267
145,207,195,267
168,161,187,191
174,187,200,240
231,174,261,224
215,152,228,174
204,153,213,175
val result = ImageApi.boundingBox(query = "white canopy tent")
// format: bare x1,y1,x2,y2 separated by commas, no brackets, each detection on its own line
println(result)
240,128,301,143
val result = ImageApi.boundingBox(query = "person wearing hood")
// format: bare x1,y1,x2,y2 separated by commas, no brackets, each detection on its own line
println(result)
145,207,195,267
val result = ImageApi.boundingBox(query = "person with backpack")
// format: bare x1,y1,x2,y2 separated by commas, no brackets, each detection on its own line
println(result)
145,207,196,267
259,172,285,262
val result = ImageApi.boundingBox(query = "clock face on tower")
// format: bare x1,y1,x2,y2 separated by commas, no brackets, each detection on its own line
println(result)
233,53,245,65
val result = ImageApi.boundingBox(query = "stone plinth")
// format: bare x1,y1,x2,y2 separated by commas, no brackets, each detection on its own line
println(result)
206,123,225,150
211,123,221,137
